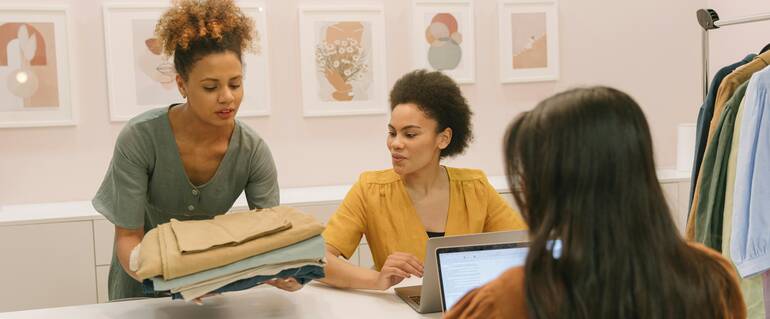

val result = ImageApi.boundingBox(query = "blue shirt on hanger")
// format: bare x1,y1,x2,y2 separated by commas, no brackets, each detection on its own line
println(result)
731,65,770,278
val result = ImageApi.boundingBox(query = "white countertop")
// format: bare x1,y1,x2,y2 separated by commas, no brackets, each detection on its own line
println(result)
0,170,688,227
0,279,440,319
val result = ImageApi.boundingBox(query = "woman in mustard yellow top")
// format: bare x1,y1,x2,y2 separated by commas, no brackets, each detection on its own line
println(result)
320,70,527,290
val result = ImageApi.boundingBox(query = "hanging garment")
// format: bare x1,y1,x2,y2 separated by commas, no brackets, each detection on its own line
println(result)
687,51,770,239
136,206,324,280
722,97,766,319
693,81,748,250
764,273,770,316
690,54,757,209
731,66,770,278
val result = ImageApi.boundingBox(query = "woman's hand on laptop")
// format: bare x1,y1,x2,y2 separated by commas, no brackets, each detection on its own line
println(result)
374,252,424,290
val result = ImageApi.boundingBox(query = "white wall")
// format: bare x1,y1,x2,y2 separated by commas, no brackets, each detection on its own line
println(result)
0,0,705,206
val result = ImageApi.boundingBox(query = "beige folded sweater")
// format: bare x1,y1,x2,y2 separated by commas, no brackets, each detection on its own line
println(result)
171,210,292,253
136,206,324,280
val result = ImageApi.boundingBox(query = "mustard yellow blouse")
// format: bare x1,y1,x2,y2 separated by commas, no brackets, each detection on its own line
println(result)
322,167,527,270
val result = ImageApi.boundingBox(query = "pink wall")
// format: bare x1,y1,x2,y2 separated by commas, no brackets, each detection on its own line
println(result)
0,0,705,205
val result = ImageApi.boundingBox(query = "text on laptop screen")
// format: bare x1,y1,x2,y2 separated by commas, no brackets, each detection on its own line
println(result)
438,245,528,310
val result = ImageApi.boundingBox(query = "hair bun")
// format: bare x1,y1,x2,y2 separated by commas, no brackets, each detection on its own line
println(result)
155,0,255,56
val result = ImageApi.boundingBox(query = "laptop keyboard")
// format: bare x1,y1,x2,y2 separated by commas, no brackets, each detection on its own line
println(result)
409,295,421,305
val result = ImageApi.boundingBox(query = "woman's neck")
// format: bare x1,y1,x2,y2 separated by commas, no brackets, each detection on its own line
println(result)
171,103,234,144
402,161,447,196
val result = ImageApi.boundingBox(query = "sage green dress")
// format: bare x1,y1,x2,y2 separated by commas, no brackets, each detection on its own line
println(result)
92,106,279,300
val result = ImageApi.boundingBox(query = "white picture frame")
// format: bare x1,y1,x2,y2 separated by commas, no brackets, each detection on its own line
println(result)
498,0,559,83
298,5,387,117
0,5,75,128
102,1,271,122
411,0,475,84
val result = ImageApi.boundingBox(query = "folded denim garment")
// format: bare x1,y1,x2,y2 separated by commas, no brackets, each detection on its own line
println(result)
171,209,292,253
150,235,325,291
143,265,325,300
137,206,324,280
175,260,323,300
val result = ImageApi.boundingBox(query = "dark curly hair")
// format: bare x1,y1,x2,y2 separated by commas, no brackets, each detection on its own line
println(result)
389,70,473,158
155,0,257,80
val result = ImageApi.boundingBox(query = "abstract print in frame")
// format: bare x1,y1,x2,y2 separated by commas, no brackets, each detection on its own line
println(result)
0,5,74,128
103,2,271,121
412,0,475,84
498,0,559,83
299,6,387,117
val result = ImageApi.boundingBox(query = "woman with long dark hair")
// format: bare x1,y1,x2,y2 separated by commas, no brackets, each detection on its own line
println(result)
445,87,745,319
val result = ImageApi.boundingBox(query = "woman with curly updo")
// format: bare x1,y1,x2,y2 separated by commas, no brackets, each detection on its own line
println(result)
319,70,527,290
92,0,299,300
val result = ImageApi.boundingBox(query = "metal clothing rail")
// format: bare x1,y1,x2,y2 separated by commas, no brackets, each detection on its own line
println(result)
697,9,770,100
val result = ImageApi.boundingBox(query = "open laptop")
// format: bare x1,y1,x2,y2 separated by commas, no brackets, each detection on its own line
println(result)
436,242,529,312
395,230,527,314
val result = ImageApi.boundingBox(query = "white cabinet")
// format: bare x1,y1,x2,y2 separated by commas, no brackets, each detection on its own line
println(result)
95,265,110,304
0,178,691,312
675,181,692,235
93,219,114,267
660,181,692,236
0,221,97,312
291,203,339,225
500,192,519,211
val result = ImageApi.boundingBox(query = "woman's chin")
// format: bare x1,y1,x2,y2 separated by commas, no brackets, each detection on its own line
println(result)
391,165,411,176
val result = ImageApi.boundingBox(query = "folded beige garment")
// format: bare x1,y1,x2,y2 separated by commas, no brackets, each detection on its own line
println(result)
176,260,324,300
171,209,292,253
136,206,324,280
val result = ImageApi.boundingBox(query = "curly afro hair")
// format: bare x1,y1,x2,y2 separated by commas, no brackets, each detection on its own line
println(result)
155,0,257,80
389,70,474,159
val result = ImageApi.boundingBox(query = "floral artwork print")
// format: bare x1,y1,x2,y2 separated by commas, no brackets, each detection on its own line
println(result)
313,21,373,102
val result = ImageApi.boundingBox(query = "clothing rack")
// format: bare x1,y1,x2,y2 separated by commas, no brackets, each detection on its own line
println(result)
697,9,770,100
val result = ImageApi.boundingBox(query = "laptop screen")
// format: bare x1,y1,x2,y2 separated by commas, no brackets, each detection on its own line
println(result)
436,242,529,311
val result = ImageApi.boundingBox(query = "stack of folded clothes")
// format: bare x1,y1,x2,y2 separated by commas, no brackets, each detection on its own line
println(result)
129,206,326,301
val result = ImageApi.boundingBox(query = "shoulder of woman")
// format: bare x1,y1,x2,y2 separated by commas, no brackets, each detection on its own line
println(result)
446,167,487,182
446,266,527,319
235,121,265,146
116,109,170,151
357,169,400,185
685,242,734,271
684,242,746,318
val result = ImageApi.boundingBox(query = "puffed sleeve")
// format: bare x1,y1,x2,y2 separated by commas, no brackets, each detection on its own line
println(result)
322,177,368,259
482,177,527,232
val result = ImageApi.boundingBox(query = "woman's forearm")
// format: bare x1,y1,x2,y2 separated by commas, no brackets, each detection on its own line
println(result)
319,250,381,289
114,226,144,282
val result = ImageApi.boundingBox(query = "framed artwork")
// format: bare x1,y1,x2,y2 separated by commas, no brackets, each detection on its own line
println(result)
498,0,559,83
411,0,475,84
298,5,387,117
0,5,75,128
102,1,270,122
